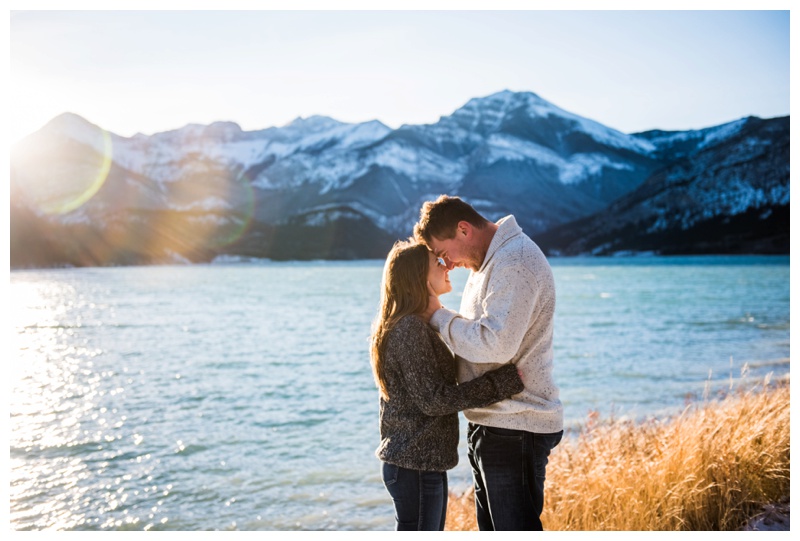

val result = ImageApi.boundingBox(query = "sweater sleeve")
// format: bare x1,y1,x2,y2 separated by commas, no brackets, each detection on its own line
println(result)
430,262,539,364
386,319,524,417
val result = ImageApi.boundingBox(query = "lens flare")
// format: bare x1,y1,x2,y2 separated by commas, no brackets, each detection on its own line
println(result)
12,127,114,216
52,129,113,214
156,169,257,254
210,172,256,249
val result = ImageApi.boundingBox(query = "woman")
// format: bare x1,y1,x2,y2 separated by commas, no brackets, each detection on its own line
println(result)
370,239,524,531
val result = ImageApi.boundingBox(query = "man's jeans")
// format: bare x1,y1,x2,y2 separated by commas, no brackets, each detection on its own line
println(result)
381,462,448,530
467,422,563,531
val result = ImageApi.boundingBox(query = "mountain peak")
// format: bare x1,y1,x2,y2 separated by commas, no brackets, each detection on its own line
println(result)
459,90,547,111
42,112,100,135
440,90,654,154
284,115,344,132
15,112,110,152
202,121,244,139
444,90,555,133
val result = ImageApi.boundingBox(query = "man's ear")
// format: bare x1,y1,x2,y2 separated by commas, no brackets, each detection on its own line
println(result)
457,221,471,237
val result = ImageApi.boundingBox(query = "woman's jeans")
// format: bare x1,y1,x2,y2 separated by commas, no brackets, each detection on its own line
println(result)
381,462,448,530
467,422,563,531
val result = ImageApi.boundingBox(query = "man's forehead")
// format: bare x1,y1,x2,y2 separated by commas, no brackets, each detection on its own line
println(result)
428,237,450,254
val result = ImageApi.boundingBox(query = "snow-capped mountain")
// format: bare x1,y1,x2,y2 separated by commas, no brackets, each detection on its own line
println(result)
9,91,789,267
537,116,789,255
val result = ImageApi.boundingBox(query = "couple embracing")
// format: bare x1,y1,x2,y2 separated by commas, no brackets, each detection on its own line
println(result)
370,195,564,531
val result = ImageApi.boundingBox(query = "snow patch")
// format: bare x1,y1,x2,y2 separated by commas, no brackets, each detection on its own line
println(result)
172,197,232,212
484,133,633,184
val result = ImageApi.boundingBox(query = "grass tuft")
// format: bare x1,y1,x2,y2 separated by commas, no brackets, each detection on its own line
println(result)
445,377,789,531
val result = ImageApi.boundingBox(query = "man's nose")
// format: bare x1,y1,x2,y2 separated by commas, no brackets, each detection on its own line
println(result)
444,257,455,270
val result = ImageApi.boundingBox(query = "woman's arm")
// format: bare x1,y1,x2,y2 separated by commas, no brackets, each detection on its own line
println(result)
386,318,523,417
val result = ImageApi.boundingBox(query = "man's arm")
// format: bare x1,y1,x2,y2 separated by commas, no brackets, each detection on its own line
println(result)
386,318,524,416
430,262,539,364
420,281,443,323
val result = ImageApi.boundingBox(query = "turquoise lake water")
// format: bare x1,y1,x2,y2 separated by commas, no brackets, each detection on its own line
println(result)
9,256,790,530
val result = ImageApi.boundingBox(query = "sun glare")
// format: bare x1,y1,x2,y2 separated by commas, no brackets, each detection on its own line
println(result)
9,278,107,529
9,66,60,145
12,121,114,216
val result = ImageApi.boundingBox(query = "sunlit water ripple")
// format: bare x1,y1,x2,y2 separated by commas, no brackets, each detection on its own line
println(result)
9,256,789,530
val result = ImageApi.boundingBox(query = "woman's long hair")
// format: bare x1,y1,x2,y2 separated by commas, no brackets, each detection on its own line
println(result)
370,239,431,401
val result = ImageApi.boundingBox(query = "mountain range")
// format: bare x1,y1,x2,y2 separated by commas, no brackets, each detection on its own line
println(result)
10,90,789,267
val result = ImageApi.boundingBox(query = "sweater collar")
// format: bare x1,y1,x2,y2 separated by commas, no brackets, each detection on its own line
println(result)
479,215,521,272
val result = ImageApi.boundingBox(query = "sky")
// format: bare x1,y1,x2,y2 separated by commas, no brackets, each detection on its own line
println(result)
6,2,793,145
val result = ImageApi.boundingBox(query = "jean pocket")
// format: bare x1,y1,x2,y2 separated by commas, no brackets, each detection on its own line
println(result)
484,425,523,439
382,462,400,487
534,430,564,453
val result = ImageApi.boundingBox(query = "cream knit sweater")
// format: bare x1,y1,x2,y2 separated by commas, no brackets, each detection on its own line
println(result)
375,314,524,471
430,215,563,433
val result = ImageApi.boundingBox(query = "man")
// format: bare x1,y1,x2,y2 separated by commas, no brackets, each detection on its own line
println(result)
413,195,563,531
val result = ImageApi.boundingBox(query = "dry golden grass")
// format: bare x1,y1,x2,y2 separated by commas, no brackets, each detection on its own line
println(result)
445,377,789,531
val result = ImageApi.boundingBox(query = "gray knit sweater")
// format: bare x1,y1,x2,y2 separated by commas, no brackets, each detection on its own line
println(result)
375,314,524,472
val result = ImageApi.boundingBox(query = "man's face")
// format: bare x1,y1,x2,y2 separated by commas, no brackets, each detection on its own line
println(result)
427,227,484,272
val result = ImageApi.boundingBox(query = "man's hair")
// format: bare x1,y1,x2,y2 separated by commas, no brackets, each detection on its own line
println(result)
413,195,489,245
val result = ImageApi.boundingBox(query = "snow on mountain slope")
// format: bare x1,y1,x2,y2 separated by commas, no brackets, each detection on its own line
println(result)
9,90,668,248
108,116,392,193
642,118,788,233
11,89,786,266
447,90,656,155
536,115,789,256
634,117,753,161
366,139,467,186
20,91,659,206
483,133,635,183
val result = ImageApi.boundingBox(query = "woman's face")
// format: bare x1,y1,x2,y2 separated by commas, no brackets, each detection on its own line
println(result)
427,250,452,296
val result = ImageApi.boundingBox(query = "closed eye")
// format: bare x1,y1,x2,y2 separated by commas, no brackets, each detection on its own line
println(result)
436,257,446,267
